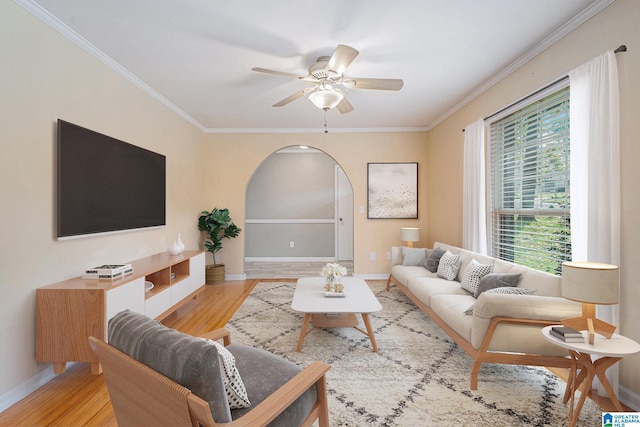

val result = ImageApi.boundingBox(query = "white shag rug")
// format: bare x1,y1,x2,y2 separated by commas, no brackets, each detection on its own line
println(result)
225,281,603,426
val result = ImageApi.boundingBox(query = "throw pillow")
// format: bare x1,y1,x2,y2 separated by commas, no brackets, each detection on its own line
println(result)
464,286,537,315
425,247,446,272
401,247,427,266
460,259,493,295
437,251,462,281
473,273,522,298
202,338,251,409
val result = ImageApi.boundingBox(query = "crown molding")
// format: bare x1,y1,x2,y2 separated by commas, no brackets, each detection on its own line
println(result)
203,126,429,134
425,0,616,131
17,0,613,135
15,0,208,133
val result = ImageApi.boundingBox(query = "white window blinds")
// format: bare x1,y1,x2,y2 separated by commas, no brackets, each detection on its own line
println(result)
488,86,571,274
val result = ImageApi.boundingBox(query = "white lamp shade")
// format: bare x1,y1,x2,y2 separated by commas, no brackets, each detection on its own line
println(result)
561,261,619,304
306,85,344,110
400,227,420,243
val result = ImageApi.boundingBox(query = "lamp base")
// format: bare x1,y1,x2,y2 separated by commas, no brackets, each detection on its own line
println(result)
562,303,616,345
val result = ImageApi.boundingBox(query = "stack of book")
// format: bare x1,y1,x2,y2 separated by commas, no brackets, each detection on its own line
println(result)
83,264,134,280
550,326,584,343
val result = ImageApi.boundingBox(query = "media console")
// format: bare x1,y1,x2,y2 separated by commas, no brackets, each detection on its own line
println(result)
36,250,205,375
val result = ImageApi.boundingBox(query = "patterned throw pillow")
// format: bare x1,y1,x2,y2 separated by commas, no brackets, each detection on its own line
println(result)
202,338,251,409
460,259,493,295
473,273,522,298
437,251,462,281
425,247,446,272
464,287,537,315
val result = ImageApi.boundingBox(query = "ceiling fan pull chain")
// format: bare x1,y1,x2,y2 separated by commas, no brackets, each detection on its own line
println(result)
324,108,329,133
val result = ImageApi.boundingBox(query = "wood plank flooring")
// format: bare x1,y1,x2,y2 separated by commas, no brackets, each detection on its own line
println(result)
0,279,262,427
0,273,627,425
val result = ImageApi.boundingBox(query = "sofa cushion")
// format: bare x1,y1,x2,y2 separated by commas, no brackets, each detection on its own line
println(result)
473,273,522,298
465,287,536,315
425,247,446,272
401,247,427,266
391,264,435,287
437,251,461,281
518,268,562,297
407,276,470,306
460,259,493,295
430,294,475,342
201,338,251,409
108,310,233,423
227,343,318,425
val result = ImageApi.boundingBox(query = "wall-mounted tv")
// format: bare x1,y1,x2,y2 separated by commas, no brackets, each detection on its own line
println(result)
57,119,166,239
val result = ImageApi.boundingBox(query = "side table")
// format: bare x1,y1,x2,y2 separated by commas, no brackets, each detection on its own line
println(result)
542,325,640,427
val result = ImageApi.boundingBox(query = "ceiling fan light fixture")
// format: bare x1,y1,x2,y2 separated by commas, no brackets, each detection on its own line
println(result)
306,85,344,110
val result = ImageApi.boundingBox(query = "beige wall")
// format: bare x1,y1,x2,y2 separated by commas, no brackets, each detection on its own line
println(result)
3,0,639,410
427,0,640,399
0,2,204,398
202,132,429,275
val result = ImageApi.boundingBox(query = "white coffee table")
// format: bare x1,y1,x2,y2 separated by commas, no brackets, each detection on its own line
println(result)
292,277,382,352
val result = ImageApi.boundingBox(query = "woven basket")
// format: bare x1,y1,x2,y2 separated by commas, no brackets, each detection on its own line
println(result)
205,264,225,284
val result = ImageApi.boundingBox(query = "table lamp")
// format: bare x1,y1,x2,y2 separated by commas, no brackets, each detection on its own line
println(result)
561,261,619,345
400,227,420,248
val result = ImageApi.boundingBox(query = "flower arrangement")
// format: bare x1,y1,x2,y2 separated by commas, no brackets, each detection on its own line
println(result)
321,262,347,292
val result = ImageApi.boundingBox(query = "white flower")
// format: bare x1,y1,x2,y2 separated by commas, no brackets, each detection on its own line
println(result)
321,262,347,280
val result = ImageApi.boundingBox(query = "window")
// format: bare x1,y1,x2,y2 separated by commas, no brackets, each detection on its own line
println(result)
488,86,571,274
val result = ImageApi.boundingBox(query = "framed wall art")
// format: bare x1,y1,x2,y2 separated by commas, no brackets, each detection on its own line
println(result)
367,162,418,219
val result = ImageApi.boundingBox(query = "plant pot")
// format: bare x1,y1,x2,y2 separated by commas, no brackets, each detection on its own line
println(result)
206,264,225,284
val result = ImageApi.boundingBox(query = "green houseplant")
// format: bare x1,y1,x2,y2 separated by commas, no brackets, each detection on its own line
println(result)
198,208,241,284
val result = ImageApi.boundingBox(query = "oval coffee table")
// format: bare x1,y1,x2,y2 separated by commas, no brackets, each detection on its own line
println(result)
292,277,382,352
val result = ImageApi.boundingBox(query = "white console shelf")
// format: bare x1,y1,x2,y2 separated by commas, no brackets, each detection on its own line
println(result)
36,250,205,375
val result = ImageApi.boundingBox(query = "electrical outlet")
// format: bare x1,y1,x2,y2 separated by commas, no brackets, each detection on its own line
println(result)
289,241,295,248
359,205,365,213
387,252,392,260
370,252,376,261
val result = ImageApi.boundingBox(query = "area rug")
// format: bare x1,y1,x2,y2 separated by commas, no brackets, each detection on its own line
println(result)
225,280,602,426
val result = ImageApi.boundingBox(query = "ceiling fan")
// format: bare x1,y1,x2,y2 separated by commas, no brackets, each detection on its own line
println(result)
252,44,403,114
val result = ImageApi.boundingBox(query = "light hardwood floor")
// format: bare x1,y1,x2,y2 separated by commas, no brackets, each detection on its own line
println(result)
0,276,626,425
0,279,263,427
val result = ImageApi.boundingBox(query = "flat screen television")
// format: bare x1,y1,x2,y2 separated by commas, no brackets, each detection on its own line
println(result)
57,119,166,239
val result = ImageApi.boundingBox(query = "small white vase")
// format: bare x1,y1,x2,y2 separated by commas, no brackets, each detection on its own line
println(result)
176,232,185,253
168,240,181,256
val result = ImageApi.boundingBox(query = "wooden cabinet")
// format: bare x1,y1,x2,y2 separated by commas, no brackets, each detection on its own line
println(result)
36,251,205,375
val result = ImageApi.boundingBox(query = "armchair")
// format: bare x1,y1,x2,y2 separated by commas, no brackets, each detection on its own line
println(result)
89,310,330,427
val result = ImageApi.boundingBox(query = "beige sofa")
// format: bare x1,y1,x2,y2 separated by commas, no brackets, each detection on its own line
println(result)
387,242,581,390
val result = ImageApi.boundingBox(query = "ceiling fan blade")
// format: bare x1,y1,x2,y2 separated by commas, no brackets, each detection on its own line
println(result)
252,67,306,80
272,90,306,107
336,96,354,114
326,44,359,76
343,77,404,91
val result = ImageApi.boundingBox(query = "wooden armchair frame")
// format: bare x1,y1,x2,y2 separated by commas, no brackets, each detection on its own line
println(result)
89,329,330,427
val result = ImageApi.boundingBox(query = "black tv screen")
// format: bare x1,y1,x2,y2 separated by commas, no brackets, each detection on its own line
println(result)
57,119,166,239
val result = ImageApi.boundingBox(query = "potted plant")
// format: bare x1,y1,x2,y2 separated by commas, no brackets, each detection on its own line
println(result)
198,208,241,284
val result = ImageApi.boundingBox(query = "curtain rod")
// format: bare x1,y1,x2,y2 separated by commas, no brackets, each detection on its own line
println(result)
462,45,627,132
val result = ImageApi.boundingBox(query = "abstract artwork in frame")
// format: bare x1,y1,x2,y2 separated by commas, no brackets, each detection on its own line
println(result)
367,162,418,219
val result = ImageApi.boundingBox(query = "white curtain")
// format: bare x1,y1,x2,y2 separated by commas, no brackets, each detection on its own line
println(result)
463,119,487,254
569,50,620,392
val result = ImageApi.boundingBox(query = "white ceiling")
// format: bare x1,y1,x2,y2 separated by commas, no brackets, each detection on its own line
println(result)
23,0,607,132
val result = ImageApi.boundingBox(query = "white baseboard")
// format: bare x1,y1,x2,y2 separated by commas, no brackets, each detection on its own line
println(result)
619,384,640,411
0,364,75,413
245,257,337,262
225,273,247,281
353,273,390,280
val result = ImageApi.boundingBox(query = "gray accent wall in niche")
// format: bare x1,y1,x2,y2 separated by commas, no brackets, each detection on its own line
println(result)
245,149,338,258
